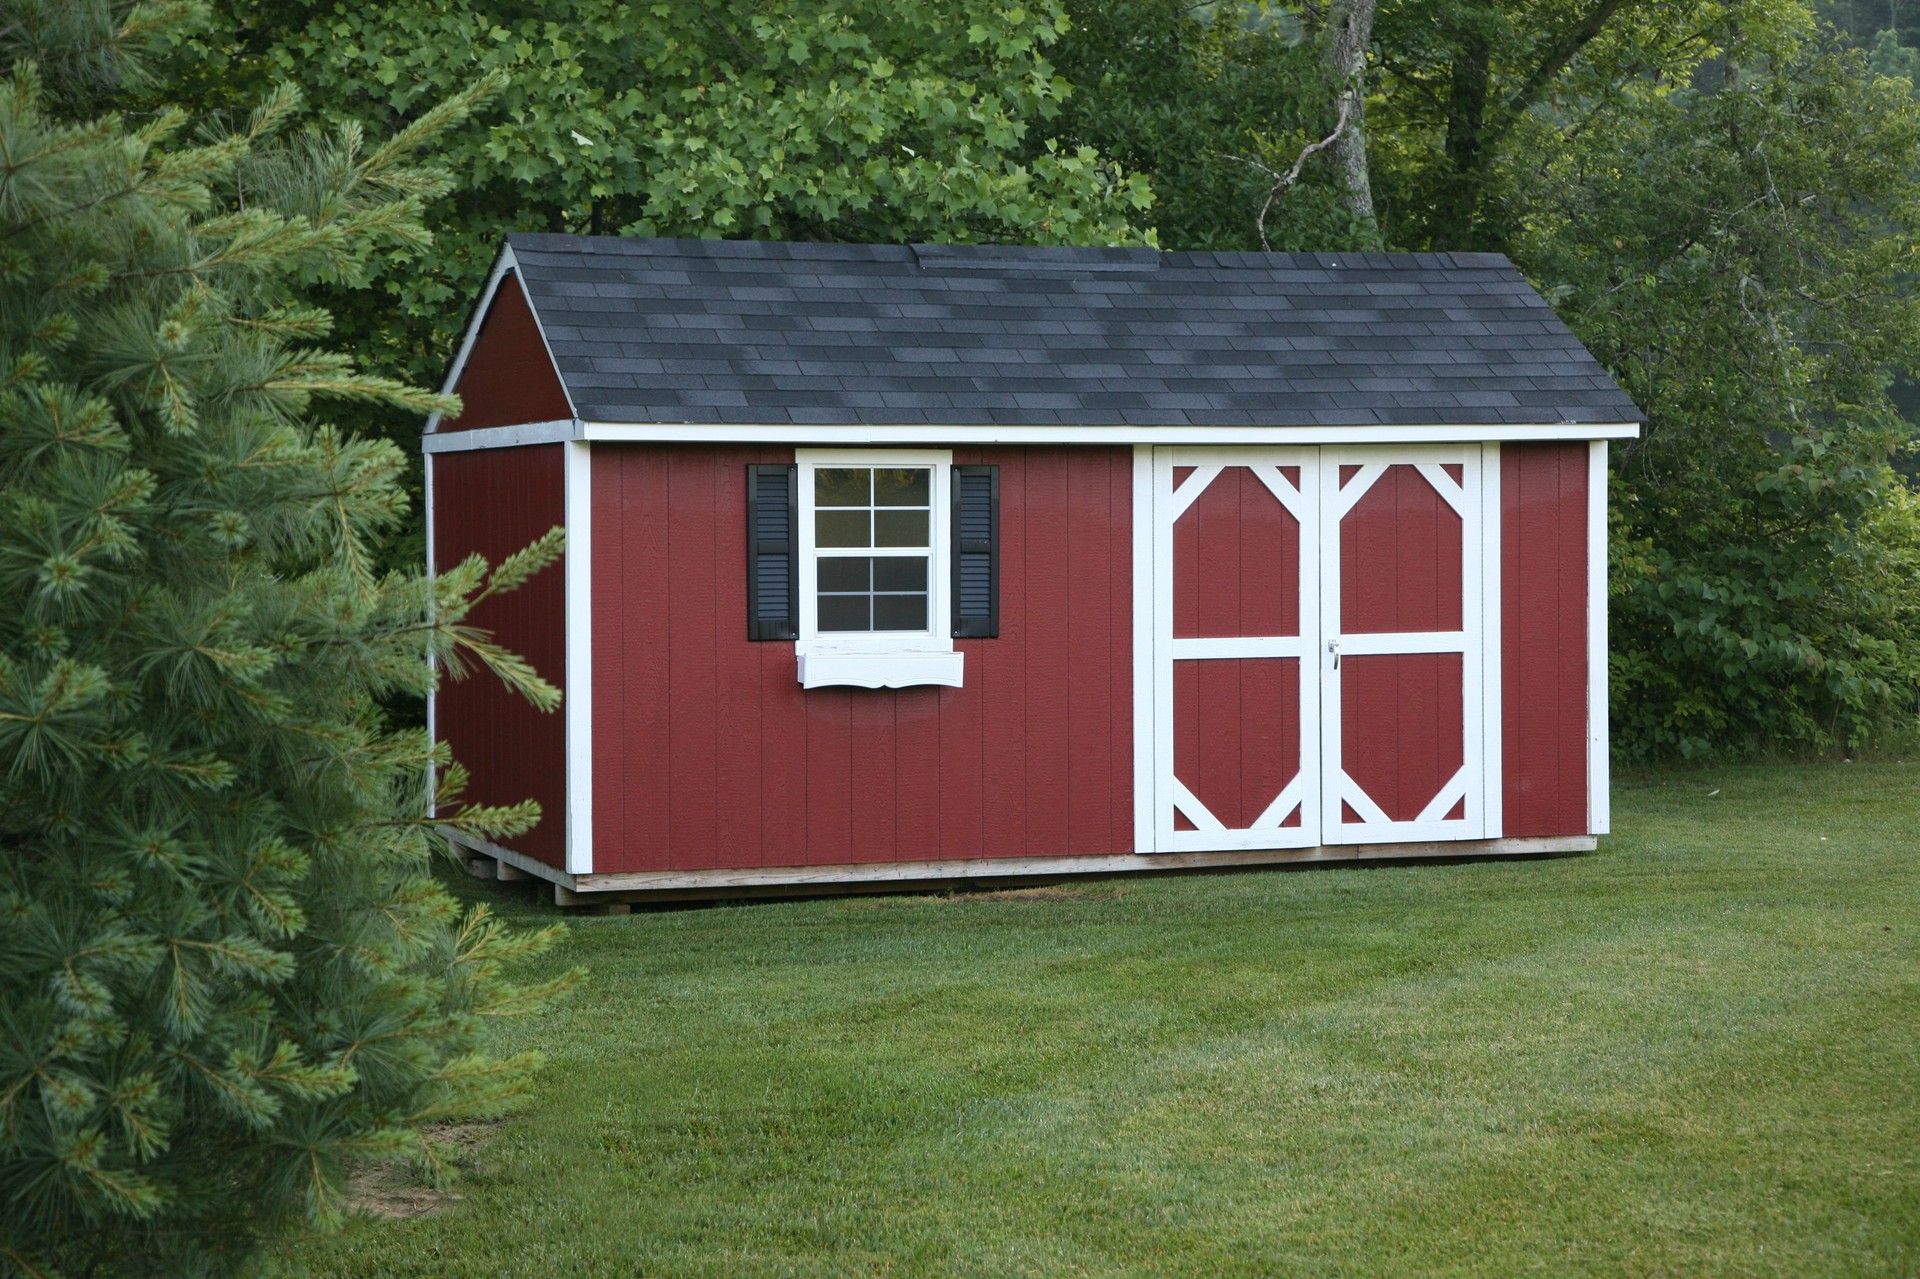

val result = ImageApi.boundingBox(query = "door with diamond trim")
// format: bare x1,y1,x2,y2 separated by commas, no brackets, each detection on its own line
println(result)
1151,446,1494,851
1152,449,1320,852
1318,447,1489,843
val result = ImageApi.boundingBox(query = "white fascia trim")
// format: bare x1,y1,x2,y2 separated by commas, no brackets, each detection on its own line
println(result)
1588,441,1611,835
1131,445,1156,854
582,421,1642,446
430,420,1643,451
564,440,594,874
425,244,580,434
423,420,582,453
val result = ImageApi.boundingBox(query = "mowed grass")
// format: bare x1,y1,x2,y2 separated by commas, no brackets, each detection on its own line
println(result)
280,764,1920,1278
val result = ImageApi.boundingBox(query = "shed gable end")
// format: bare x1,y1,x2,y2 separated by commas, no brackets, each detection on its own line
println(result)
442,272,573,432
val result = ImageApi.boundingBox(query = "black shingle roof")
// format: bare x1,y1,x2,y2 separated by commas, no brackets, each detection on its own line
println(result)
502,234,1642,428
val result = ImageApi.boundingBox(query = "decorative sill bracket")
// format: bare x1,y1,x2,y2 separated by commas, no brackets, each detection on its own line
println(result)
797,650,964,690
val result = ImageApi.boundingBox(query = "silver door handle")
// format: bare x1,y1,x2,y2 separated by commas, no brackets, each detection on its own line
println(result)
1328,638,1341,670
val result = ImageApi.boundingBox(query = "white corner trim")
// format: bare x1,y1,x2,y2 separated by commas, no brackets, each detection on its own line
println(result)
797,650,964,689
1588,441,1611,835
423,420,582,453
424,450,438,815
1131,445,1156,855
582,421,1642,447
1481,442,1504,840
564,440,594,875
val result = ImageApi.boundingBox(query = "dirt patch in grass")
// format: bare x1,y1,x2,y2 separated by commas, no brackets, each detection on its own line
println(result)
347,1120,500,1220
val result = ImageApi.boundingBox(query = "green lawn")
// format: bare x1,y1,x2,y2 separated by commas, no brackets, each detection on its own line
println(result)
280,764,1920,1278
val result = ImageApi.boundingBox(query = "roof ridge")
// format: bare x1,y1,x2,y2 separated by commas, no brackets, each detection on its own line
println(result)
504,233,1520,274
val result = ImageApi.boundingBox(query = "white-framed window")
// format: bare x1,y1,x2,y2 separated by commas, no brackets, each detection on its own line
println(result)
793,449,963,689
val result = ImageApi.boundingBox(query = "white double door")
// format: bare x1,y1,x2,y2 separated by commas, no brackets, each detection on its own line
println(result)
1149,445,1500,853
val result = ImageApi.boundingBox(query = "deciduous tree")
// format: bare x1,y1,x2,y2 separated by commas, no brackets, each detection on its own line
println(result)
1367,0,1797,250
159,0,1156,397
1514,28,1920,753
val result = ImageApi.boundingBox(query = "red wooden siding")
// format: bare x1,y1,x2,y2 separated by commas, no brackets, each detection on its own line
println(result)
1343,654,1466,822
431,445,568,867
1341,466,1463,634
1173,466,1299,639
1175,658,1300,827
589,444,1133,873
441,274,572,431
1501,442,1590,836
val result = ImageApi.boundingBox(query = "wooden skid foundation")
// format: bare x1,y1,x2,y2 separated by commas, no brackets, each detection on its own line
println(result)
440,828,1593,904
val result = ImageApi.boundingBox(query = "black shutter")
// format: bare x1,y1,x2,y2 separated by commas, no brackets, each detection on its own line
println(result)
951,464,999,638
746,464,798,640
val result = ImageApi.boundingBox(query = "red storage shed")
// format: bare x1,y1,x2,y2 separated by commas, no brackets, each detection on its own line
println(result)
426,236,1640,902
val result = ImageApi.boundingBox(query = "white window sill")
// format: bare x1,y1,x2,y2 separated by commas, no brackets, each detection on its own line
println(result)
796,650,964,690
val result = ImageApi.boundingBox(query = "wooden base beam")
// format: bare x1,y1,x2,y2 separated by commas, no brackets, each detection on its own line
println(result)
450,833,1594,902
440,827,575,889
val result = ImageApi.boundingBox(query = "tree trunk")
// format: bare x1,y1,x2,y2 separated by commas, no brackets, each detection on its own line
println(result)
1324,0,1378,233
1434,30,1492,250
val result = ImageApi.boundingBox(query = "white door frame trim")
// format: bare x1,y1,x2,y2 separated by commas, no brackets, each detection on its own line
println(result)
1131,446,1157,854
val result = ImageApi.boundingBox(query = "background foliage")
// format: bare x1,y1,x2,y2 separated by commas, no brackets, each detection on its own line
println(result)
156,0,1156,397
37,3,1920,757
1512,28,1920,754
92,0,1920,758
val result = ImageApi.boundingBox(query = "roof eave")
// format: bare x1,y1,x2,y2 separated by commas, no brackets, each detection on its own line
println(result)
421,418,1640,454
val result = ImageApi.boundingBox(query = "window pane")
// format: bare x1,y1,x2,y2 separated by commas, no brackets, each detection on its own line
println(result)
873,594,929,631
874,509,929,547
817,557,871,592
816,510,870,548
874,468,930,507
872,556,927,591
815,468,870,507
818,595,871,631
